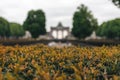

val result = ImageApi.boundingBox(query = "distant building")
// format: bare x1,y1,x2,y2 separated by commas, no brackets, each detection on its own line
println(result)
85,31,102,40
37,22,76,40
22,24,101,40
22,31,32,39
50,22,70,39
37,32,53,40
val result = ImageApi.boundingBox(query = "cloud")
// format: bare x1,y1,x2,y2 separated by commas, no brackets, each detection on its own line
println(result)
0,0,120,31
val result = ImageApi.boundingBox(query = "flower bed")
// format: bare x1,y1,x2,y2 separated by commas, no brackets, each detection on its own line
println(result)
0,44,120,80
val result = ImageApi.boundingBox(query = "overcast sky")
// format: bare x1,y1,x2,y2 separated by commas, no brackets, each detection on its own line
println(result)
0,0,120,31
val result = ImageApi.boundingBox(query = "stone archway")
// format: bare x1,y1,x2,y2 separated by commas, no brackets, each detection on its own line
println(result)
51,22,70,39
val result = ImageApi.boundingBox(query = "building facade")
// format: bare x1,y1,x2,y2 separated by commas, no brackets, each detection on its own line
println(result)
37,22,76,40
50,22,70,39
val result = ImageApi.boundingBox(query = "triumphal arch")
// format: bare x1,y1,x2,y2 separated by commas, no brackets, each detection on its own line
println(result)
50,22,70,39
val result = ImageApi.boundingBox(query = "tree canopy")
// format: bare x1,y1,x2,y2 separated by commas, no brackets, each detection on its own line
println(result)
9,22,25,38
0,17,10,37
72,4,98,39
111,0,120,7
23,10,46,38
96,18,120,39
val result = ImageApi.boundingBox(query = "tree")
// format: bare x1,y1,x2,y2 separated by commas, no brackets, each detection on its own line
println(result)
72,4,98,39
23,10,46,38
111,0,120,7
0,17,10,38
96,18,120,39
9,23,25,38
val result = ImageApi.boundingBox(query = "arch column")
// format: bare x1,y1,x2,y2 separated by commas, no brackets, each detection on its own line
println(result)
62,30,64,39
57,30,58,39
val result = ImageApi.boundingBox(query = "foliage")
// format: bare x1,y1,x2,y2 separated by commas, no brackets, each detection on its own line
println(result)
23,10,46,38
9,22,25,38
0,44,120,80
96,18,120,39
0,17,10,37
72,4,98,39
111,0,120,7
